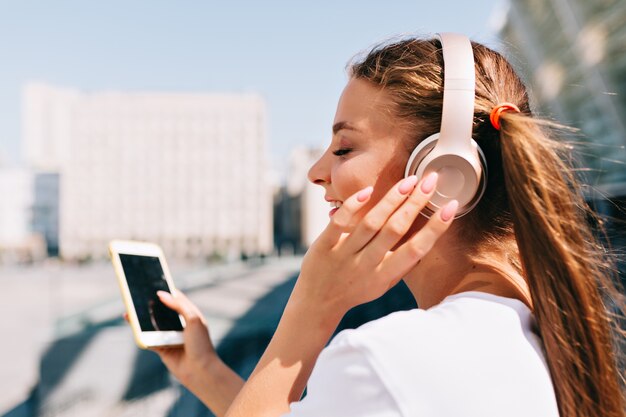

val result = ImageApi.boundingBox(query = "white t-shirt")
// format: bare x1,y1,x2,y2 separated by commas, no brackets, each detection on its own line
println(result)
284,291,560,417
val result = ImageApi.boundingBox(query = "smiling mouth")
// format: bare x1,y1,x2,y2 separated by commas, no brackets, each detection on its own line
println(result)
328,201,343,218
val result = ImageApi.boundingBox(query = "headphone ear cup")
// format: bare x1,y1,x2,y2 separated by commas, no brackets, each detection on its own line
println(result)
405,135,488,218
404,134,439,178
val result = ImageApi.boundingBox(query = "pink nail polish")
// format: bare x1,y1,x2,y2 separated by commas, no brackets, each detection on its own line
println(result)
398,175,418,194
357,186,374,202
440,200,459,221
420,172,438,193
157,291,171,300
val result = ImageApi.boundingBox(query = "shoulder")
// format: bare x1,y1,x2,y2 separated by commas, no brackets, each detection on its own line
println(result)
286,319,405,416
330,308,429,350
295,295,559,417
330,296,487,352
324,305,464,385
327,293,537,378
293,295,559,417
285,309,441,417
304,306,466,417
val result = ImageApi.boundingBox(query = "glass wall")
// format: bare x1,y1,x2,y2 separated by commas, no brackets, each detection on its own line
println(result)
500,0,626,283
500,0,626,188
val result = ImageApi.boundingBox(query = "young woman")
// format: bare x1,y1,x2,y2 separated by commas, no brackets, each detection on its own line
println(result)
153,34,625,417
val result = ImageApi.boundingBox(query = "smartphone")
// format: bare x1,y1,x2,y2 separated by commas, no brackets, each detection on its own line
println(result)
109,239,185,349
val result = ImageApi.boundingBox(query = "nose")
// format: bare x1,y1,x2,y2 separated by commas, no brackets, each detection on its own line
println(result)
307,149,331,186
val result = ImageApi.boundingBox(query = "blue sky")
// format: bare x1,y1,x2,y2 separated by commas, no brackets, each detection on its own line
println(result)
0,0,503,176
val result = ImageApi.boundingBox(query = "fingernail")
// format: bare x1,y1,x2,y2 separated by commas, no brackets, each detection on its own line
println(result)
420,172,438,194
440,200,459,222
357,186,374,202
398,175,418,194
157,291,172,300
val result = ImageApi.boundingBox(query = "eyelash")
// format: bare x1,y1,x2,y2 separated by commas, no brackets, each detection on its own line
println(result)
333,148,353,157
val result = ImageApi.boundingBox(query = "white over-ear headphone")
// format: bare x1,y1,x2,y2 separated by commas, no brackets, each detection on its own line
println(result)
404,32,487,218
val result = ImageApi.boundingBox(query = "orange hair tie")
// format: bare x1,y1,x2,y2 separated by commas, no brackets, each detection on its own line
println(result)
490,102,520,131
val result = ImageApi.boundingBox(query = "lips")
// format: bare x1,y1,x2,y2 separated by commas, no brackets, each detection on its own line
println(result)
328,200,343,217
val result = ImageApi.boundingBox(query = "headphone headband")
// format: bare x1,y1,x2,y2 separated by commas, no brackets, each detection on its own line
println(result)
437,33,476,151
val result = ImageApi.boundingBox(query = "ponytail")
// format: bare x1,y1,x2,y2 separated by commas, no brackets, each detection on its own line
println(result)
498,112,625,417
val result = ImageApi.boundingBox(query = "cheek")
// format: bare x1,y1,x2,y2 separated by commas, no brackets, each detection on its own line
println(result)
332,160,375,199
331,150,407,226
368,159,405,206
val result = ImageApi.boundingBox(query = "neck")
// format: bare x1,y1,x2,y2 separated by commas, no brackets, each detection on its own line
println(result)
403,239,532,310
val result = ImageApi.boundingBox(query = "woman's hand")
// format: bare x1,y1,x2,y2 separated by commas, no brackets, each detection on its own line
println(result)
293,172,457,319
223,173,457,417
152,290,217,384
153,290,244,417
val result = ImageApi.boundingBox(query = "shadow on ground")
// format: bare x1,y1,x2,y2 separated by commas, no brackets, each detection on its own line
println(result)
3,274,416,417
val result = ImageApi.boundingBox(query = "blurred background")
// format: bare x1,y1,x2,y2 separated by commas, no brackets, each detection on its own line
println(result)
0,1,624,416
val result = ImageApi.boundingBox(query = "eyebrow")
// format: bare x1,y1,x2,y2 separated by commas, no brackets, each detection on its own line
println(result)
332,121,360,135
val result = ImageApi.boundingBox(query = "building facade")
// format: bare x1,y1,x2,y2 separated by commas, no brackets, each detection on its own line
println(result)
498,0,626,278
498,0,626,191
273,147,327,254
23,83,272,260
32,172,60,256
0,168,33,247
0,168,47,262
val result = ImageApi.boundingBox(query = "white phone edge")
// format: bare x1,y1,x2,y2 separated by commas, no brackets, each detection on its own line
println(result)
109,239,185,349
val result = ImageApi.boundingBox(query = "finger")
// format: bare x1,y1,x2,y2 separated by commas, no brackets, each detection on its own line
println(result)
342,175,419,254
378,199,458,281
317,186,374,248
361,172,438,264
158,290,205,327
152,346,181,355
151,346,183,369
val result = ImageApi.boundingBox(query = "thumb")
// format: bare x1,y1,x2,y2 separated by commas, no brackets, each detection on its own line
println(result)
157,290,204,325
157,290,181,312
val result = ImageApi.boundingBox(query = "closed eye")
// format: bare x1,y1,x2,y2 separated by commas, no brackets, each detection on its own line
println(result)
332,148,353,156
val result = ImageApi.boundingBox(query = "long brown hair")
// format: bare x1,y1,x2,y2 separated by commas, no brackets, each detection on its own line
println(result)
350,36,625,417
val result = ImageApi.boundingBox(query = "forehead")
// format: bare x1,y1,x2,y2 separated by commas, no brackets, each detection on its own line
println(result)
334,78,397,131
333,79,414,158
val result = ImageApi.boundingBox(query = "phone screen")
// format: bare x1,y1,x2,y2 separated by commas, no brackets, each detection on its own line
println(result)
119,254,184,332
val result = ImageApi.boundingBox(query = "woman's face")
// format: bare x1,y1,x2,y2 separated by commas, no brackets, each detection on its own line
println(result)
308,78,416,223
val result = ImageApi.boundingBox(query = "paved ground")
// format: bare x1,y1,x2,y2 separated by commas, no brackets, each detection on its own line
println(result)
0,256,302,416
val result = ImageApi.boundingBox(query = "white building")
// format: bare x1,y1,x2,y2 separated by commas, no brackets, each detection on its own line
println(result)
23,83,272,260
0,168,47,262
287,147,327,248
0,168,33,246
